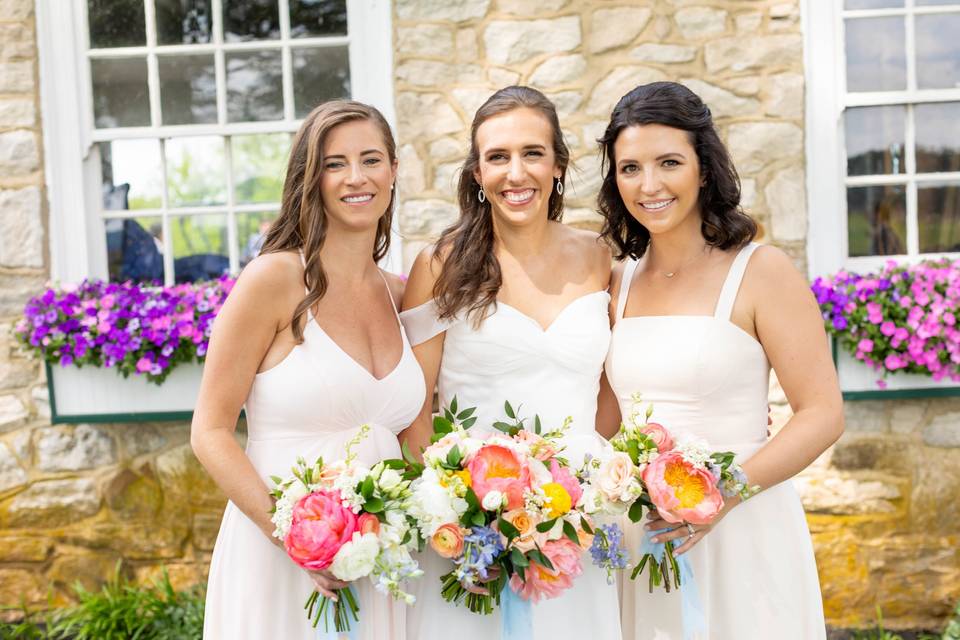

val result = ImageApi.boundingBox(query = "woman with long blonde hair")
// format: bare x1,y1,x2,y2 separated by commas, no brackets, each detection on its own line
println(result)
193,100,423,639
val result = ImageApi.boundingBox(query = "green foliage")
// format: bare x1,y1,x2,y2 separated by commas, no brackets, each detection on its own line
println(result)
0,568,204,640
848,603,960,640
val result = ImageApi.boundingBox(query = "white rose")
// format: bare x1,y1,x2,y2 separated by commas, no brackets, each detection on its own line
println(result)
285,481,309,503
330,532,380,581
527,458,553,487
481,490,505,511
598,451,637,502
379,468,402,491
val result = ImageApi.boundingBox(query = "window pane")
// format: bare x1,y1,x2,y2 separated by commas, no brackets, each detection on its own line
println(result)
88,0,145,48
919,184,960,253
845,106,906,176
91,57,151,128
165,137,226,207
232,133,289,204
223,0,280,42
105,217,166,283
226,50,283,122
916,14,960,90
916,103,960,174
238,211,278,267
292,47,350,118
158,54,217,125
171,215,229,282
847,185,907,257
155,0,212,45
916,0,960,5
290,0,347,38
845,17,906,92
844,0,903,7
100,140,163,211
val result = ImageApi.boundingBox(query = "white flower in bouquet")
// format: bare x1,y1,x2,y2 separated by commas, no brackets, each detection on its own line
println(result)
330,531,380,581
481,489,506,511
597,451,644,503
373,544,423,604
332,465,370,513
378,467,403,492
409,468,468,537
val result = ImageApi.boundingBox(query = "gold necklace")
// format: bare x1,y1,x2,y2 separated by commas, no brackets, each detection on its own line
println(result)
653,245,710,279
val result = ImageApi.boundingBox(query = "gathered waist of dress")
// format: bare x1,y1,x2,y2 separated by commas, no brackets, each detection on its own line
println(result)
705,438,767,462
244,422,399,443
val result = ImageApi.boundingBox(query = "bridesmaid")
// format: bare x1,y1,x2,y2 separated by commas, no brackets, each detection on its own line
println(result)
597,81,843,639
400,86,621,640
192,100,424,639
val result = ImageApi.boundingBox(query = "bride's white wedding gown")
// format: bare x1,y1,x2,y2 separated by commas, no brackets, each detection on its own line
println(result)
400,290,622,640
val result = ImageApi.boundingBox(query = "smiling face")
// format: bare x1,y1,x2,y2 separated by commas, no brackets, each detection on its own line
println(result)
472,107,562,228
319,118,397,233
613,123,703,239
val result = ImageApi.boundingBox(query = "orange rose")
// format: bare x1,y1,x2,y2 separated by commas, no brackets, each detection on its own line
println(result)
358,512,380,536
430,523,465,558
502,509,535,537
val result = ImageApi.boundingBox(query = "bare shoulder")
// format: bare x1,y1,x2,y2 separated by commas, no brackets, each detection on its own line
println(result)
402,244,446,310
556,224,612,281
744,244,806,288
379,269,407,307
221,251,303,330
235,251,302,297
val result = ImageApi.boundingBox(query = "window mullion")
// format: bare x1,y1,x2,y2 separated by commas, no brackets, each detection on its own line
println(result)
159,139,174,286
225,137,239,274
212,0,227,125
144,0,161,129
279,0,294,121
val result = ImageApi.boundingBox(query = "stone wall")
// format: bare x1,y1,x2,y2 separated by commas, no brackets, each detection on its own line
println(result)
0,0,228,617
392,0,807,271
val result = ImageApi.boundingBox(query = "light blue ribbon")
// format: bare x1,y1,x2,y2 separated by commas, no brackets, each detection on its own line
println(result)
501,583,533,640
640,528,707,640
317,586,360,640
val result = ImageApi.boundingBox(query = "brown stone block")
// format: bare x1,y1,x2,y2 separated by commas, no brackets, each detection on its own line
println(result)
0,568,45,608
104,466,163,520
0,23,34,61
155,444,227,512
54,518,188,561
0,477,101,528
191,511,223,551
134,562,207,592
0,534,52,561
46,547,124,594
910,447,960,532
0,272,46,318
830,434,913,472
813,528,874,627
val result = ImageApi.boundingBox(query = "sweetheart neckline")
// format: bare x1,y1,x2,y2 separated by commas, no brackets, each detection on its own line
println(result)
494,290,610,333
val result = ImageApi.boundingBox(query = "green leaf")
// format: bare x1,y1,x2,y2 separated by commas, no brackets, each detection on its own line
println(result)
626,439,641,465
269,475,282,485
504,401,515,419
535,518,557,533
433,416,454,435
562,520,581,546
492,421,516,434
456,406,476,421
510,547,529,568
534,415,542,435
628,499,645,523
462,416,477,429
450,395,459,416
498,517,519,540
361,476,376,499
446,445,462,468
465,488,480,509
471,511,486,527
364,497,384,513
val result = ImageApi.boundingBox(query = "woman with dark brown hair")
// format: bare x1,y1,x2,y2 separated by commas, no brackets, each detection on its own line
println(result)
596,81,842,639
192,100,424,639
400,86,621,639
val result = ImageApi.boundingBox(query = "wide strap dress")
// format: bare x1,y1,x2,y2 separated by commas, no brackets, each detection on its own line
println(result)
606,243,826,640
203,270,425,640
400,291,622,640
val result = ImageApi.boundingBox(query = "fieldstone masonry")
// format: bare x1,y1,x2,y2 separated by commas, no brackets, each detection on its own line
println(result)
0,0,957,632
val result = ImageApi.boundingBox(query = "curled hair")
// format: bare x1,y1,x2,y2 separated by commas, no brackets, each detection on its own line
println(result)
260,100,397,341
597,81,756,260
432,86,570,323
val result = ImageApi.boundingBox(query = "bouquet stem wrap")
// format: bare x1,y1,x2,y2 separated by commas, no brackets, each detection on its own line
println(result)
500,584,533,640
639,529,706,640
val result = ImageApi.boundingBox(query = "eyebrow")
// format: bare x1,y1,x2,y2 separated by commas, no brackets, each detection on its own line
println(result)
483,143,547,154
324,149,385,159
617,152,687,165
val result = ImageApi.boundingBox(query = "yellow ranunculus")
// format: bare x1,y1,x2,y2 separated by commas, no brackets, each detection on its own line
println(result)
541,482,572,518
454,469,472,487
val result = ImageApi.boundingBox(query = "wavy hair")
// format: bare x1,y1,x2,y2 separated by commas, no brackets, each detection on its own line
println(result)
597,81,756,260
432,86,570,323
260,100,396,341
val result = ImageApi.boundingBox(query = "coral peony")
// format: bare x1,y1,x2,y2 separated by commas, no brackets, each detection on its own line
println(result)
430,523,465,558
642,451,724,525
508,538,583,602
284,489,359,571
640,422,674,453
467,445,531,510
548,459,582,506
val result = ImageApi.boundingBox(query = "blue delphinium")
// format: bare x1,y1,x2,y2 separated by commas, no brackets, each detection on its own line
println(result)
589,523,629,584
454,525,505,587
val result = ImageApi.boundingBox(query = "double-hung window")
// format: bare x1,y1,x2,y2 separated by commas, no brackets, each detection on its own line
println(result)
804,0,960,276
37,0,394,285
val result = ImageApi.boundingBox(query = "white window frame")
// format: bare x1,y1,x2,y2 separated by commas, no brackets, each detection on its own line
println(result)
36,0,398,285
803,0,960,279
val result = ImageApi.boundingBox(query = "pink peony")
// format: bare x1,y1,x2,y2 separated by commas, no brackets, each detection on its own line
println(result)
548,459,582,507
284,490,358,571
467,444,531,511
640,422,675,453
642,451,724,526
508,538,583,602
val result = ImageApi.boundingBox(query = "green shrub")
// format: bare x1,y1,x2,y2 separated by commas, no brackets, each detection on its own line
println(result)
0,568,204,640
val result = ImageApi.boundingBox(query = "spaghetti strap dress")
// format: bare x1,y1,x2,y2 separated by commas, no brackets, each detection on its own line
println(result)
203,267,425,639
606,243,826,639
399,291,622,640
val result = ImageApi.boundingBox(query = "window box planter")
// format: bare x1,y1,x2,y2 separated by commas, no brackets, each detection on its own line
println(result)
46,361,202,423
834,343,960,400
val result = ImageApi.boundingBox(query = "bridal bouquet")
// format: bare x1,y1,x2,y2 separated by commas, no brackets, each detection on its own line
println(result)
270,425,423,633
404,399,594,616
580,394,756,593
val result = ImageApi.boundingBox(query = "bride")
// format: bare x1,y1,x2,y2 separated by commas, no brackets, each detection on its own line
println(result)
399,85,621,640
